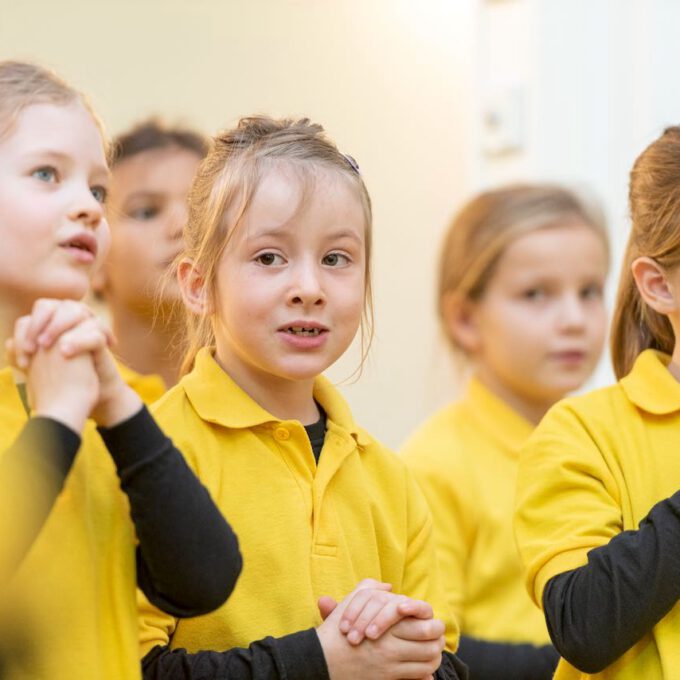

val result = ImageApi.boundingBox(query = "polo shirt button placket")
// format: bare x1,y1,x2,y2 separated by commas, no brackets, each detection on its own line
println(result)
273,426,290,441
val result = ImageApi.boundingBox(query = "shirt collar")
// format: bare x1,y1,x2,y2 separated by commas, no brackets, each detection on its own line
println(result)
181,348,369,446
464,377,534,453
620,349,680,414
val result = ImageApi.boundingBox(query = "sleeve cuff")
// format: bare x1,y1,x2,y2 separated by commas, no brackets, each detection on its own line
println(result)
274,628,330,680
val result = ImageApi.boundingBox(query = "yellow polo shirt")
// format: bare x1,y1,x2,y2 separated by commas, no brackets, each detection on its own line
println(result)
515,350,680,679
116,361,166,405
0,366,141,679
401,378,549,645
138,347,459,656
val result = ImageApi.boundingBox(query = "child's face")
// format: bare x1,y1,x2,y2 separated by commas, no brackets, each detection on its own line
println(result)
211,163,366,392
0,101,109,314
99,146,201,313
466,222,608,409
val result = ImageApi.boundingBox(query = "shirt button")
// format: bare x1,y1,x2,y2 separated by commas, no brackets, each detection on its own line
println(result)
274,427,290,441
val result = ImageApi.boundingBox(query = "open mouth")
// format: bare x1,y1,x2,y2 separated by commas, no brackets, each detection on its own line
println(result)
284,326,324,337
61,233,97,257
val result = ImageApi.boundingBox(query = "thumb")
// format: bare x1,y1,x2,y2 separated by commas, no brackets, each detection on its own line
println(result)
318,595,339,621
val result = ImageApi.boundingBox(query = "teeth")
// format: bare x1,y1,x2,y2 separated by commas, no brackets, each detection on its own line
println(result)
288,327,321,336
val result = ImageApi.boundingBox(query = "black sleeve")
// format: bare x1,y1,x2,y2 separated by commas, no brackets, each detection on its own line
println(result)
98,406,242,617
141,629,329,680
456,635,557,680
0,417,80,576
434,651,469,679
542,490,680,674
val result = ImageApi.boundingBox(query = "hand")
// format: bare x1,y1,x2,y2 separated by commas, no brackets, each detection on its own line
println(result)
8,299,142,427
316,581,445,680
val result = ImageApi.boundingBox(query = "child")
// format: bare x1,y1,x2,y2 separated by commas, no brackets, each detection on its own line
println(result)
138,116,468,679
514,126,680,678
93,119,208,395
0,60,241,679
401,185,609,679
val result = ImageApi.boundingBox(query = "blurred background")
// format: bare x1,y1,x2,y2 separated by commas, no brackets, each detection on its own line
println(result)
2,0,679,447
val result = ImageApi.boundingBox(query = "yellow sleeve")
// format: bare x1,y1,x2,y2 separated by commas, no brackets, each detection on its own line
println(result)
401,468,461,653
514,400,622,609
137,588,179,658
405,454,473,630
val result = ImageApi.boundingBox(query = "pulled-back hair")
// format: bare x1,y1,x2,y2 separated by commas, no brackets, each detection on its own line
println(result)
438,183,608,355
611,127,680,378
178,115,373,375
111,118,208,166
0,60,107,152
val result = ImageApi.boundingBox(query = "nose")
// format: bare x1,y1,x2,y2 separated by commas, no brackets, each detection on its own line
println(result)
288,259,325,308
557,292,587,332
69,184,104,229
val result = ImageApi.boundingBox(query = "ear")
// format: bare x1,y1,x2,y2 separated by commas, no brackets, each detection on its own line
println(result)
441,291,481,354
178,258,214,316
631,256,678,315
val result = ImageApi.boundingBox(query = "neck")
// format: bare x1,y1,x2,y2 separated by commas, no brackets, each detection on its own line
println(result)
474,368,553,426
109,301,182,388
214,349,320,424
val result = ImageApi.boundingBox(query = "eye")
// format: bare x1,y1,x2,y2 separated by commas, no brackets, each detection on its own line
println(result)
91,185,108,204
522,287,545,301
130,206,159,220
322,252,350,267
581,283,603,300
255,252,285,266
32,166,57,183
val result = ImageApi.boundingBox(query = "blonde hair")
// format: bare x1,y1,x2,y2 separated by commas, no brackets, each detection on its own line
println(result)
438,183,609,354
0,60,108,154
611,127,680,378
178,115,373,375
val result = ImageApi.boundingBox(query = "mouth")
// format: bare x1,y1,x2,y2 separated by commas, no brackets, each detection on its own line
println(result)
60,232,98,258
282,326,326,337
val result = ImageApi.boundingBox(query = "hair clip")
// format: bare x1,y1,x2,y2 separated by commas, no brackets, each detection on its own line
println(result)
343,153,360,175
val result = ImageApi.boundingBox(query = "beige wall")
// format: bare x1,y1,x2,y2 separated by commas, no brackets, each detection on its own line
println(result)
1,1,478,447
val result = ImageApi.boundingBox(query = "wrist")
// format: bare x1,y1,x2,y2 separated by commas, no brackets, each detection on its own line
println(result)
92,383,142,428
34,402,89,435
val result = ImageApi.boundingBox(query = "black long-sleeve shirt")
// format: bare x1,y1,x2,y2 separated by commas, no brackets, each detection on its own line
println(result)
542,490,680,673
457,635,558,680
143,639,468,680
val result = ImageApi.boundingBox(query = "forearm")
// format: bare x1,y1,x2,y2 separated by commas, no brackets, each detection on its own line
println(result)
0,417,80,580
543,490,680,673
457,635,557,680
98,406,241,616
142,629,329,680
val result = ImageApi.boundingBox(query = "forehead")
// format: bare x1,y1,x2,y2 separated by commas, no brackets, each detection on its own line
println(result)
495,222,608,279
1,101,107,171
111,146,202,195
241,162,366,237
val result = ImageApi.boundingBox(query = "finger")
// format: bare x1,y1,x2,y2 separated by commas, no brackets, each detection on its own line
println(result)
392,617,446,642
390,636,445,664
12,316,34,369
339,586,392,635
58,323,109,357
317,596,338,621
26,299,60,348
396,598,434,620
34,301,93,349
347,597,395,644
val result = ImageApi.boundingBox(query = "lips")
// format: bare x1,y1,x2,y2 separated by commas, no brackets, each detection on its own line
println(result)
279,322,329,337
59,232,98,259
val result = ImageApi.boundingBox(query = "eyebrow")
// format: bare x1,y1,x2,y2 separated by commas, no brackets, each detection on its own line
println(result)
248,227,363,242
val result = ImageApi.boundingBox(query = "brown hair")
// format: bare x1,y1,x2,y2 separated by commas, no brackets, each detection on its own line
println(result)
177,115,373,375
438,183,608,354
611,126,680,378
111,118,209,166
0,60,107,154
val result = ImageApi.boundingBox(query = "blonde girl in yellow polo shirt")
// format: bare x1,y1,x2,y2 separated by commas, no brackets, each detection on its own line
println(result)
514,125,680,679
92,119,209,398
137,116,468,679
0,60,241,679
402,185,610,680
